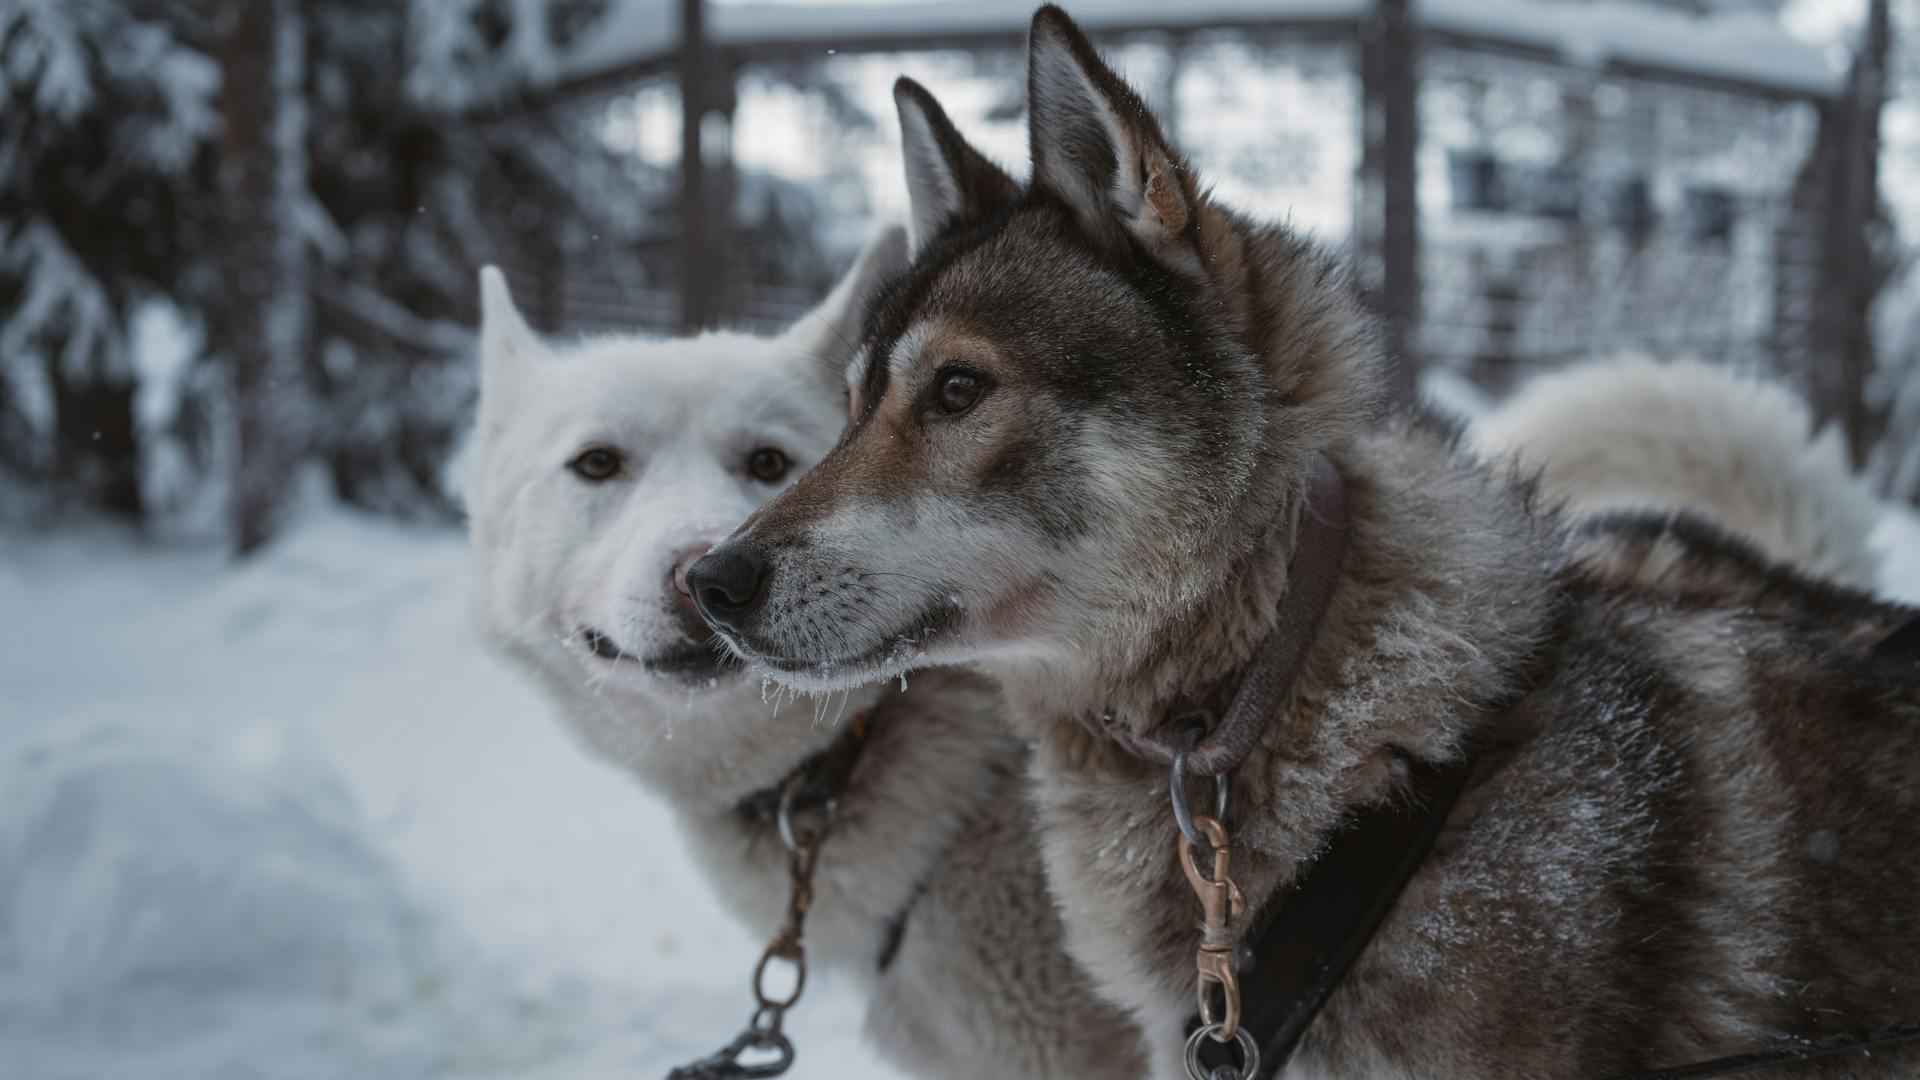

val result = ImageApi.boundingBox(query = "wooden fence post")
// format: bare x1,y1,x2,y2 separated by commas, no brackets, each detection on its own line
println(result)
1811,0,1889,467
1365,0,1422,406
679,0,713,333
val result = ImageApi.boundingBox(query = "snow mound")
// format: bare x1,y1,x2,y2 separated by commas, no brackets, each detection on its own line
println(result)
0,724,447,1080
0,504,900,1080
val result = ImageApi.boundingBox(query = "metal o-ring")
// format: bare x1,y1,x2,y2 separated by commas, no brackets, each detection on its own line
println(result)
1183,1023,1260,1080
1170,748,1232,849
775,774,837,857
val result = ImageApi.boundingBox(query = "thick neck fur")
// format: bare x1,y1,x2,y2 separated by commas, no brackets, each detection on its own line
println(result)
1016,206,1564,856
1025,411,1560,1072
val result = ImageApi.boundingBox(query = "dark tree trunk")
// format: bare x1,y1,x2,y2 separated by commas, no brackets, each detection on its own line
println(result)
216,0,309,557
48,352,141,520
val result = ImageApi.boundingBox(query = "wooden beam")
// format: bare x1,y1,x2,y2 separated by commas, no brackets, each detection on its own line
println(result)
495,12,1837,125
501,18,1356,119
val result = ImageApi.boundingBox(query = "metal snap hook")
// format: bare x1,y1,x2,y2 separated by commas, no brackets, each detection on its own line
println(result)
1179,813,1247,1037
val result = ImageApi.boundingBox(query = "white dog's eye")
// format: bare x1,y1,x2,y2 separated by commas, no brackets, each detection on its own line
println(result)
568,446,623,482
746,446,791,483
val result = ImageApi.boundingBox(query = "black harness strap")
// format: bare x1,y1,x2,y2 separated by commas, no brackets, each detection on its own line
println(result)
1188,751,1477,1078
873,876,930,972
1869,615,1920,684
733,707,880,825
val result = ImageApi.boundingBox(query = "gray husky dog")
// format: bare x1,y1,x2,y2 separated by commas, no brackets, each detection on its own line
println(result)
465,227,1140,1079
687,8,1920,1078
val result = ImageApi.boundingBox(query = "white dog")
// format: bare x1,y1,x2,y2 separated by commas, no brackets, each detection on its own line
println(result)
464,227,1142,1080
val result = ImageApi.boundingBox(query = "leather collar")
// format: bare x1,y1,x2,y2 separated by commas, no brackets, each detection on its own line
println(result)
734,703,882,824
1092,453,1351,776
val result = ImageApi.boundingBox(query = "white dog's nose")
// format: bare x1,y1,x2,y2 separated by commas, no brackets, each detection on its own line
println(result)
671,543,715,602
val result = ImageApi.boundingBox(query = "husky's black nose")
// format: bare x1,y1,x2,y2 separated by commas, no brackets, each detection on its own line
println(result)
686,547,768,632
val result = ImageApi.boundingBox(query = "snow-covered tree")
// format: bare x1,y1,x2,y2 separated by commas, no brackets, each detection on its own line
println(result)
0,0,219,521
302,0,652,518
0,0,650,536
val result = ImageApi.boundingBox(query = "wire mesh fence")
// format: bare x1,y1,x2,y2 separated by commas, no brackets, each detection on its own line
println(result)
510,8,1862,414
1414,44,1824,392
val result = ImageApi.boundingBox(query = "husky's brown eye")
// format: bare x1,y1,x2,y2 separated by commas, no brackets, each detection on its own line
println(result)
568,447,622,482
934,369,988,416
746,446,790,483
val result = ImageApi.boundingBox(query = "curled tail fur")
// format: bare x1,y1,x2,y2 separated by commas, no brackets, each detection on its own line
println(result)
1474,356,1884,590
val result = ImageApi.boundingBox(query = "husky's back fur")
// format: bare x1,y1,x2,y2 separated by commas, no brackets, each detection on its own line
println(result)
1477,356,1884,588
463,230,1140,1079
693,8,1920,1077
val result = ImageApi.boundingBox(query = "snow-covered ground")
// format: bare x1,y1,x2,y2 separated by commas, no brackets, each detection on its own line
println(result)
1,483,1915,1080
0,500,896,1080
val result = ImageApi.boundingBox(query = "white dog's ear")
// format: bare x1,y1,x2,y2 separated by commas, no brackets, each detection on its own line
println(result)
894,77,1018,253
478,266,544,394
783,223,910,378
1026,5,1197,253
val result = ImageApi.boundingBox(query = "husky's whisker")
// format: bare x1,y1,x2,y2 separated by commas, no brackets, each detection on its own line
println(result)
804,306,861,363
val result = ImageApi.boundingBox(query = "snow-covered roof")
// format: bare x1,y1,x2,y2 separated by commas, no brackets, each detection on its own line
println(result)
544,0,1844,102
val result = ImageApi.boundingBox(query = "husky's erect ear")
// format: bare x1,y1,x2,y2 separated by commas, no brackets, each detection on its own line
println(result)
894,77,1018,253
1027,5,1197,252
783,223,910,380
478,266,545,393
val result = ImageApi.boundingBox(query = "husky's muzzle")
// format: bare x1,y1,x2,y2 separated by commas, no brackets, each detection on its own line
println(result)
685,545,769,639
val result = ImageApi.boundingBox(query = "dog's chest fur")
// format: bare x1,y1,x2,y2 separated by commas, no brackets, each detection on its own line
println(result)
1029,421,1920,1079
670,668,1145,1080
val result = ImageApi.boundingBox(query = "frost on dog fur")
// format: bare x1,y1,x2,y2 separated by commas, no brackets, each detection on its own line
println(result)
1476,355,1884,588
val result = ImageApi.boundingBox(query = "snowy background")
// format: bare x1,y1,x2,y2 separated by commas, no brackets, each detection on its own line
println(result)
0,480,892,1080
4,0,1920,1077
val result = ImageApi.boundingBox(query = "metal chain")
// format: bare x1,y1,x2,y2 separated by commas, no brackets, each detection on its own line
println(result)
1173,752,1260,1080
667,776,834,1080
